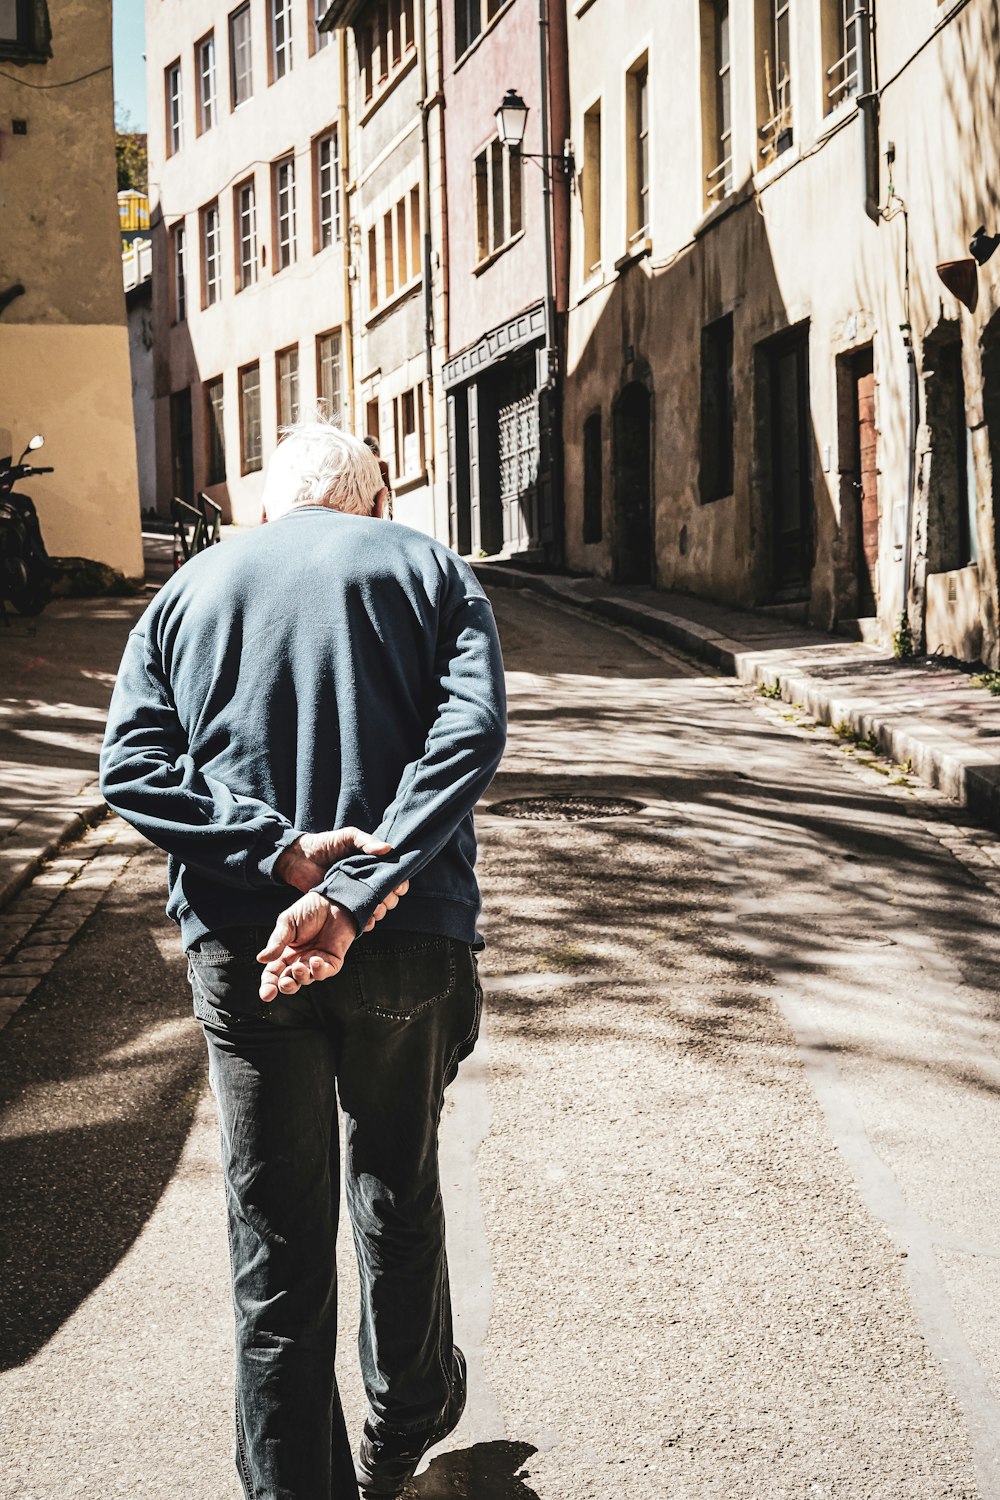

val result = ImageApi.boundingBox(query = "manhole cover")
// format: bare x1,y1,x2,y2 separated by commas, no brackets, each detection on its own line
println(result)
488,795,644,821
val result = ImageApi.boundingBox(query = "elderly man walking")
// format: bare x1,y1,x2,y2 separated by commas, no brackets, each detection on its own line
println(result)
99,423,507,1499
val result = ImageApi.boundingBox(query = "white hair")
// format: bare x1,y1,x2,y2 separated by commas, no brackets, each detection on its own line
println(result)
261,417,384,520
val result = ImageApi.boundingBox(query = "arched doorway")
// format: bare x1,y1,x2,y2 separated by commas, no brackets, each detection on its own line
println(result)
613,381,653,584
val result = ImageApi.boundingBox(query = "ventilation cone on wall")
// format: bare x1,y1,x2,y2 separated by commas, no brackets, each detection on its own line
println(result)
936,258,979,311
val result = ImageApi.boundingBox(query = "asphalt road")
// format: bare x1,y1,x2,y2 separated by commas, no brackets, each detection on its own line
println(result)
3,586,1000,1498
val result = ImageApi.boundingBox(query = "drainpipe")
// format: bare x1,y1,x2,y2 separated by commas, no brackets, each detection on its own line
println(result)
537,0,557,373
418,0,437,502
901,324,918,630
338,25,356,432
855,2,881,224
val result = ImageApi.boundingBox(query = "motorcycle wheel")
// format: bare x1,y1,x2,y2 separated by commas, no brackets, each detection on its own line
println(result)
9,575,51,616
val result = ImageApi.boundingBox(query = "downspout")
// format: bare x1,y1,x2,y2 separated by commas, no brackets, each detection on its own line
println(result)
537,0,560,558
338,25,356,432
855,1,880,225
418,0,436,499
902,322,918,635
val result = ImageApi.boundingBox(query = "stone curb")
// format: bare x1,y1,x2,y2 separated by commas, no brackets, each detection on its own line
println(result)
0,793,109,914
474,561,1000,833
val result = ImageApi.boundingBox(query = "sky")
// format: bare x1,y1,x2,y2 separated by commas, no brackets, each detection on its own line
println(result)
112,0,147,131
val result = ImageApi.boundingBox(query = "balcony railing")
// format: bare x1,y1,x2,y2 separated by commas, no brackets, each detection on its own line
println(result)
706,153,734,202
826,42,859,108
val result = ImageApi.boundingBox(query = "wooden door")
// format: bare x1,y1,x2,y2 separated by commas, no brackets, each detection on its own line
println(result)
613,382,653,584
855,354,878,615
769,331,812,599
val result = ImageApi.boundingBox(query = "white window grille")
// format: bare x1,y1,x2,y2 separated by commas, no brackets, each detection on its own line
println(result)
317,330,343,419
198,34,217,132
707,2,733,201
173,223,187,322
274,156,297,269
276,346,300,426
236,179,257,289
270,0,293,80
166,61,183,155
202,202,222,306
230,5,253,107
316,131,340,249
474,142,522,263
827,0,860,109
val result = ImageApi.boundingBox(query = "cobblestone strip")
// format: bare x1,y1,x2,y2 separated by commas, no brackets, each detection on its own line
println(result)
0,819,138,1033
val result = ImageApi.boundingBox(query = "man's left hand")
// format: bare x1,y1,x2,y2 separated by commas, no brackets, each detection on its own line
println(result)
275,827,394,892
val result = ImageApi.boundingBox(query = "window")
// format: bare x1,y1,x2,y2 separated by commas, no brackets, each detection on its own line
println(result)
758,0,793,160
269,0,293,81
239,362,263,473
317,329,343,420
204,377,226,484
366,397,380,448
360,0,413,99
824,0,860,112
197,33,217,133
0,0,51,63
702,2,732,204
474,140,522,263
455,0,502,59
315,130,341,250
273,155,297,270
582,413,603,544
368,226,378,309
201,201,222,307
700,314,734,501
166,60,183,156
313,0,331,51
581,101,602,278
925,336,979,570
276,346,300,427
393,385,424,481
626,56,649,243
368,191,421,310
235,178,257,290
172,222,187,322
230,4,253,108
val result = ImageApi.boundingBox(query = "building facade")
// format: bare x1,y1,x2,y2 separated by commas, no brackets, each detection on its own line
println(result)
146,0,351,526
319,0,449,538
440,0,569,560
562,0,1000,663
0,0,143,578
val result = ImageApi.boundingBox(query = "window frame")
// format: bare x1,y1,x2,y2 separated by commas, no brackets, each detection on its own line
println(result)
473,138,522,266
204,376,226,486
166,59,183,157
316,328,343,421
276,344,301,428
269,0,293,82
229,3,254,109
235,176,258,291
359,0,415,105
239,361,263,475
581,99,602,280
272,154,298,271
314,129,341,251
0,0,51,64
196,32,217,135
392,383,425,484
582,410,603,544
200,201,222,309
171,221,187,324
700,312,735,503
625,55,650,245
313,0,332,51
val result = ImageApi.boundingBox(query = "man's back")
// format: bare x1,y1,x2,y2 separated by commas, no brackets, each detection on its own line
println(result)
100,505,506,948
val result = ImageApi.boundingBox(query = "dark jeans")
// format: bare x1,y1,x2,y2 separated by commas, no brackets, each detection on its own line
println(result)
187,926,483,1500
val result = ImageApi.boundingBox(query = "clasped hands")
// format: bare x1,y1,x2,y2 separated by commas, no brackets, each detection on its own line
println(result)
259,827,408,1002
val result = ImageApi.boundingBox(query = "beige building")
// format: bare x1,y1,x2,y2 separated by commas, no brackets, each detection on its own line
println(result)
146,0,351,527
319,0,449,539
0,0,143,579
563,0,1000,664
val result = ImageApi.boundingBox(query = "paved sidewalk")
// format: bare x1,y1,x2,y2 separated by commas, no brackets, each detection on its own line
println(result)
0,533,172,912
473,561,1000,833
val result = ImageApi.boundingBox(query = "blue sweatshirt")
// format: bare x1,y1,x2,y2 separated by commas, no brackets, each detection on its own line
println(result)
99,507,507,950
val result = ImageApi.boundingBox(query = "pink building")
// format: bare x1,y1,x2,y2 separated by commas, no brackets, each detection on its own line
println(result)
440,0,569,559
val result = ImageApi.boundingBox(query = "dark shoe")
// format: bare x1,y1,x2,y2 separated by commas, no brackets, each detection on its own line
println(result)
355,1347,467,1497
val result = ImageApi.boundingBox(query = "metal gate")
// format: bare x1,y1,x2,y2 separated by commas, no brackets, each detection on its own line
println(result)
497,361,539,552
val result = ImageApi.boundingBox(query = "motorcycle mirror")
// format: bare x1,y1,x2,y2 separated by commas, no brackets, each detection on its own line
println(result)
27,434,44,451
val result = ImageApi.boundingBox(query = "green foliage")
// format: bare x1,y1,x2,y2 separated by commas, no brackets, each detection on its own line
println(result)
757,678,782,700
892,611,914,661
970,671,1000,697
115,106,147,192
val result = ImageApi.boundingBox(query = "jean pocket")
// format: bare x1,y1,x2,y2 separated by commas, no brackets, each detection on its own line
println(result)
188,950,265,1028
350,938,456,1020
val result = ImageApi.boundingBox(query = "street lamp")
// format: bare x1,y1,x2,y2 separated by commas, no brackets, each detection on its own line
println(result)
493,87,573,177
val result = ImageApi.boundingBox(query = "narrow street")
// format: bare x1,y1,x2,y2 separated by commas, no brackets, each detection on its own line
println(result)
3,587,1000,1498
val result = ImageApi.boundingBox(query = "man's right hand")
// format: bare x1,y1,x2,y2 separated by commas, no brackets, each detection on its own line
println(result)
275,827,394,893
256,879,409,1001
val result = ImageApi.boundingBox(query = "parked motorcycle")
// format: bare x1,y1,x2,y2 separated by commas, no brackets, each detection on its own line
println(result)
0,431,54,616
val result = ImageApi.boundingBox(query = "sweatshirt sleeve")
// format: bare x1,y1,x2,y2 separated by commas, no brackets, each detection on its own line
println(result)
99,625,300,888
317,580,506,927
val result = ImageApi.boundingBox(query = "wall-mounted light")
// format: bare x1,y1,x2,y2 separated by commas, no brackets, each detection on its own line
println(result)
970,225,1000,266
494,88,574,177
